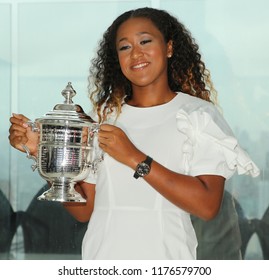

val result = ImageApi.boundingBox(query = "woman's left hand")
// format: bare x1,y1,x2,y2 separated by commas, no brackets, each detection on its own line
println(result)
98,124,144,169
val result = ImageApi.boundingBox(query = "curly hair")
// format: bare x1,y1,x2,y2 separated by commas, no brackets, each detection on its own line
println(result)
89,7,217,122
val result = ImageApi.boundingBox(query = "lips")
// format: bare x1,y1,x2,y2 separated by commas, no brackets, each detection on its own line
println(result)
131,62,149,70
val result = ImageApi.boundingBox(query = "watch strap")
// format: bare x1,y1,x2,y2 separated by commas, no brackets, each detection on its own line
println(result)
133,156,153,179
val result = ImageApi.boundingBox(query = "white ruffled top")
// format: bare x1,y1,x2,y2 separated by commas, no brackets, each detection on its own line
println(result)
82,92,259,260
175,94,260,179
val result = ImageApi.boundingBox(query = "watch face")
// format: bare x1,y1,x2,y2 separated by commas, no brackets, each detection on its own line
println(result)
137,162,150,177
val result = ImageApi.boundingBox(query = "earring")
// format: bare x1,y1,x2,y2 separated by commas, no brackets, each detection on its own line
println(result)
167,53,172,58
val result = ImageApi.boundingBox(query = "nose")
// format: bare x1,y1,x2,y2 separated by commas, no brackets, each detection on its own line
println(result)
131,45,143,59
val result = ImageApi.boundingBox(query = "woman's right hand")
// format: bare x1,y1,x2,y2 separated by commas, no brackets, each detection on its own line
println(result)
9,113,39,156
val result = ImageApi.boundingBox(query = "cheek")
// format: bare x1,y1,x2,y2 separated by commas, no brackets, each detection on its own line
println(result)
118,55,129,73
149,46,166,59
152,48,169,67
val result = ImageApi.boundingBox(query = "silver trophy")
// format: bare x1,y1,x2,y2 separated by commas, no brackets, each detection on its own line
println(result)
23,82,103,203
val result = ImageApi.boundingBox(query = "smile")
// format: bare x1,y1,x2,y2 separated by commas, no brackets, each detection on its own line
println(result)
132,62,149,70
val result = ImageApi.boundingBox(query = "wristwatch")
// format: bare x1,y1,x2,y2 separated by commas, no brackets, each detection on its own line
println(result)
133,156,153,179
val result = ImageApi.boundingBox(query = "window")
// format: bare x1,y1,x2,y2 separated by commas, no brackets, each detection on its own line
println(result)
1,0,268,260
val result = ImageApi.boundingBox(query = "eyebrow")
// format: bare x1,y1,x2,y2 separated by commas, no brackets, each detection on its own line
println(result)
117,31,151,43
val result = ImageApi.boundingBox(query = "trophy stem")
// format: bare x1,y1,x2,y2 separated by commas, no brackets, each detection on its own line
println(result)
37,180,86,203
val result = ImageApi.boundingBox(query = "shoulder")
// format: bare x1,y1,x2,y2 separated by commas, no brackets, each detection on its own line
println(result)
175,92,217,115
175,92,234,137
174,93,259,179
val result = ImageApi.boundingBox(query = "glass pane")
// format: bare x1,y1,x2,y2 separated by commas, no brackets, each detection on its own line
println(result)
1,0,268,261
4,0,151,260
0,2,12,258
162,0,269,260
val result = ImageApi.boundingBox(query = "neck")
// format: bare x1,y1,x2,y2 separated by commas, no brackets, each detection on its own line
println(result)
128,85,176,107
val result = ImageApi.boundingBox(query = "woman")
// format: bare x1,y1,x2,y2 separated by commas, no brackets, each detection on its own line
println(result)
9,7,259,259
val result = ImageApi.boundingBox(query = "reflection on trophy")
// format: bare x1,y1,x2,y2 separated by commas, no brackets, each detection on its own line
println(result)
23,82,103,203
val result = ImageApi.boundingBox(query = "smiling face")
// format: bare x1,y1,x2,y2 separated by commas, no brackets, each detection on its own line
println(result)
116,17,173,90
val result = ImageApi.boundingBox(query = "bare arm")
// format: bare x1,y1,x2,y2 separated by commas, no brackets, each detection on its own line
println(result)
98,124,225,221
63,181,96,223
142,161,224,220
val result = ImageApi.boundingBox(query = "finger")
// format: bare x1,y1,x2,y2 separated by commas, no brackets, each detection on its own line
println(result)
9,123,27,134
9,135,28,148
98,142,108,153
9,128,26,139
10,114,29,127
10,116,24,126
98,130,112,139
9,128,28,141
98,135,108,146
12,113,30,122
99,124,115,132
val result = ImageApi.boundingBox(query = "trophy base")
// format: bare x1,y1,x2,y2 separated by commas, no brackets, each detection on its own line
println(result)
37,182,86,203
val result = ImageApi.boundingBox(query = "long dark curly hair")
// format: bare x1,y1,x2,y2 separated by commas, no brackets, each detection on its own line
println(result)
89,7,217,122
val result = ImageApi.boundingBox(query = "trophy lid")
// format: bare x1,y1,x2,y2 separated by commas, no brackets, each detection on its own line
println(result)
36,82,96,125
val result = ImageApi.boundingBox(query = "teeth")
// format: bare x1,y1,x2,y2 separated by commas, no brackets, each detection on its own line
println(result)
133,63,148,69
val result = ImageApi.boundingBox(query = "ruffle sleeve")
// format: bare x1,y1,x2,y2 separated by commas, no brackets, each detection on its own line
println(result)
176,102,260,179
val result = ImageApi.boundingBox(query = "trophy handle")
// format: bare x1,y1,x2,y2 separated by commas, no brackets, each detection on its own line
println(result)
26,120,40,132
22,121,40,171
87,123,104,173
21,120,39,171
88,152,104,173
22,144,38,171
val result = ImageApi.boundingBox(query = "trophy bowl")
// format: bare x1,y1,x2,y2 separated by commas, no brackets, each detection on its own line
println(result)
23,82,103,203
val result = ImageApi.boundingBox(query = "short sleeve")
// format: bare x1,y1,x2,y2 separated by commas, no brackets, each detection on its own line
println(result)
176,101,260,179
84,171,97,184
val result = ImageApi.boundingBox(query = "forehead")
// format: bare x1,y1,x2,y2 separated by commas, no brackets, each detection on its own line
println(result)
116,17,163,40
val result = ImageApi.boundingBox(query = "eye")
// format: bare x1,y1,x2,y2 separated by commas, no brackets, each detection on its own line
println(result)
140,39,152,45
118,45,130,51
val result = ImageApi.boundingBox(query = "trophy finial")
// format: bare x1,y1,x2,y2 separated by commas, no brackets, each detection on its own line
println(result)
62,82,76,104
